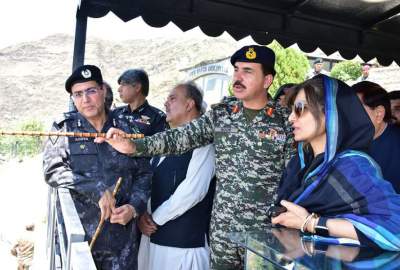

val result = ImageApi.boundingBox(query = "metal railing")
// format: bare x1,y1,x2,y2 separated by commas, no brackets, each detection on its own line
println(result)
46,187,96,270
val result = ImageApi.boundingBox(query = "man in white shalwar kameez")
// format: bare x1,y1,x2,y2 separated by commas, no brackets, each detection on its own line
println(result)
138,82,216,270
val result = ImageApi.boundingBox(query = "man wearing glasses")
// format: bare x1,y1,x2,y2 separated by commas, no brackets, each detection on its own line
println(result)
114,69,167,136
43,65,152,270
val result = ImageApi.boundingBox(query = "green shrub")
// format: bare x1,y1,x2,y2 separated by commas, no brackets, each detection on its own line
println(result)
0,120,45,159
330,61,361,82
268,41,309,98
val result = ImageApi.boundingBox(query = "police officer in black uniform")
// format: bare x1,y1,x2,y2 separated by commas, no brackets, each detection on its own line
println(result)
114,69,167,136
43,65,152,270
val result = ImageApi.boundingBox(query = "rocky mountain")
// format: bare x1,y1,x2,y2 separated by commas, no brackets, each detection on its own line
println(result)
0,34,237,130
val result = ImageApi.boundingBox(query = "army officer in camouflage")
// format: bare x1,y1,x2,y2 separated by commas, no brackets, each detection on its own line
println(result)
43,65,152,270
96,46,295,269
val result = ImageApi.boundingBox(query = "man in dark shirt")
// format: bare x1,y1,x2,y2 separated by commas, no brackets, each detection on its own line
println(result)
114,69,167,136
389,90,400,126
353,81,400,193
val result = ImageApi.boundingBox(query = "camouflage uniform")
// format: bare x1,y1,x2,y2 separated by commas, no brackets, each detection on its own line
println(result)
133,96,295,269
43,110,152,270
113,100,167,136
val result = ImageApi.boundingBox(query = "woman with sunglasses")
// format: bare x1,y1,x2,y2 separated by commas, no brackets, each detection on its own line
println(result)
271,74,400,250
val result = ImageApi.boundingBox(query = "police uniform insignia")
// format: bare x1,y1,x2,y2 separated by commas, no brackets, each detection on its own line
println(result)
81,69,92,78
245,47,257,60
135,115,151,125
80,144,86,150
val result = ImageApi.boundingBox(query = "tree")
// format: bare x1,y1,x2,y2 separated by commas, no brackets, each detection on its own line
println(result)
330,61,361,82
267,41,309,98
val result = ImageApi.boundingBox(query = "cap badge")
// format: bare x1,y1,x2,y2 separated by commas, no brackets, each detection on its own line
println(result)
245,48,257,60
81,69,92,79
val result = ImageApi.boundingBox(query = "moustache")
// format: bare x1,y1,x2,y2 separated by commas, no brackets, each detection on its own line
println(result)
233,81,246,89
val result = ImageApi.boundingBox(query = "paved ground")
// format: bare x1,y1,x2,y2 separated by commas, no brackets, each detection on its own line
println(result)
0,155,48,269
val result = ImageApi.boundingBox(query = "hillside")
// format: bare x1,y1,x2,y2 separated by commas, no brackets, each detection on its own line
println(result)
0,34,237,129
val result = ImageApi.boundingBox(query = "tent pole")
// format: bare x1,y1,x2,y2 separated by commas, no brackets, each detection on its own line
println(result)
72,8,87,71
70,8,88,111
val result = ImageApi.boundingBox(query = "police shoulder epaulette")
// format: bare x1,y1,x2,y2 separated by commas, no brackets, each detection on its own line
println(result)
112,106,126,113
53,112,75,130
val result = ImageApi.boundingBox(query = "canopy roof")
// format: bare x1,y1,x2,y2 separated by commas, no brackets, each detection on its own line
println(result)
77,0,400,65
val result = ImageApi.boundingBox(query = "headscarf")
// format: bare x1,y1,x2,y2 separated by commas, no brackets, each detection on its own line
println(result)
278,75,400,251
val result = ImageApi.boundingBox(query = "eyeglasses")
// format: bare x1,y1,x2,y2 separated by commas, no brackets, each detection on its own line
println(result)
292,101,309,118
71,87,100,100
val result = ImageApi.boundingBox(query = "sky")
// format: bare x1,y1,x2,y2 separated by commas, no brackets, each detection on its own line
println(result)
0,0,253,50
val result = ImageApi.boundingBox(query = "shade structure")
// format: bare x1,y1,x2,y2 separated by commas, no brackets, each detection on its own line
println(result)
76,0,400,66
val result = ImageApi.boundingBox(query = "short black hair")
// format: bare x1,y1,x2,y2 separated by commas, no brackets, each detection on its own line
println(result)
103,81,113,111
276,83,296,98
261,64,276,77
352,81,392,123
388,90,400,100
118,69,149,96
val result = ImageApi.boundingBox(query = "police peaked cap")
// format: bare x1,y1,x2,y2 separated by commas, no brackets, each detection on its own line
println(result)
230,45,275,72
313,58,323,64
65,65,103,93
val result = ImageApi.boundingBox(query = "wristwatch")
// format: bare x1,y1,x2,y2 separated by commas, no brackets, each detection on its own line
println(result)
314,217,329,237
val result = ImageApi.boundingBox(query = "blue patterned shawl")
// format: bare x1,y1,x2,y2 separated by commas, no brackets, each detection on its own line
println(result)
277,75,400,251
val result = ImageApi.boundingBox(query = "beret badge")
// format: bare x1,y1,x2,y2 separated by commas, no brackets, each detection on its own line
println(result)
245,48,257,60
81,69,92,79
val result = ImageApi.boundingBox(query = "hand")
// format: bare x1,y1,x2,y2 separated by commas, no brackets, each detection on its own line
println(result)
271,200,309,231
98,190,116,222
94,127,136,154
110,204,136,225
138,211,158,236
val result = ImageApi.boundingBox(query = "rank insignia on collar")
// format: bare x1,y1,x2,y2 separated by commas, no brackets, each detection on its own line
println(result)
135,115,151,125
265,107,274,117
245,47,257,60
232,104,240,113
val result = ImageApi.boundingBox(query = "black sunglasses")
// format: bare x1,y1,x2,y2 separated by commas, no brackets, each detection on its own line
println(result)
292,101,309,118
